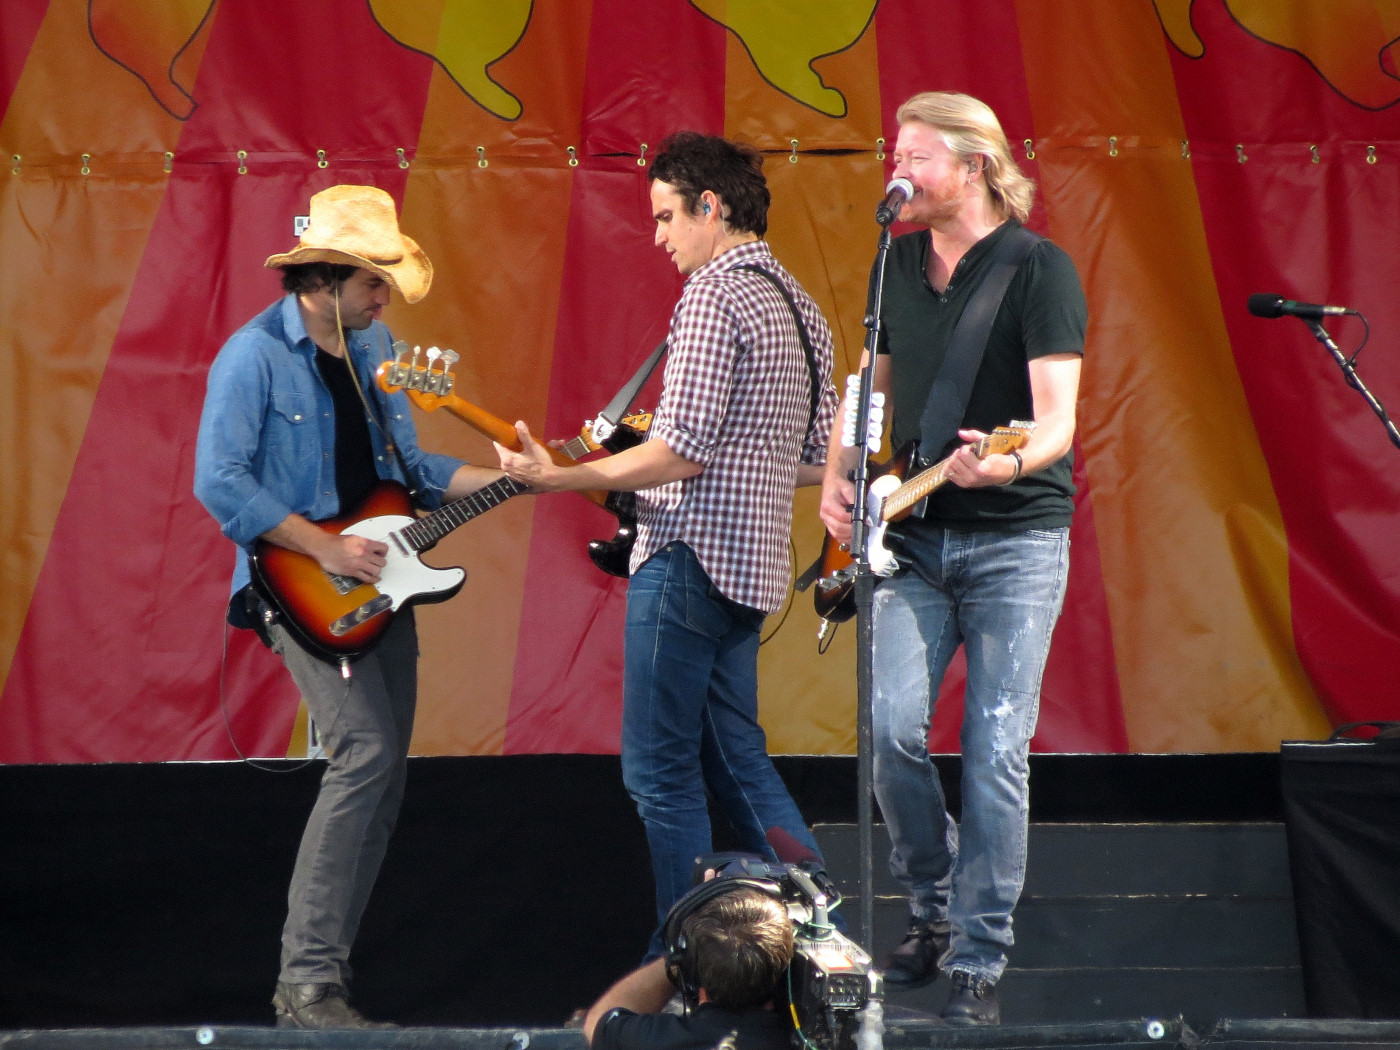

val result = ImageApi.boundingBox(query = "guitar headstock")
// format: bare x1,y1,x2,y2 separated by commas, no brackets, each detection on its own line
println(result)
374,341,459,411
976,419,1036,457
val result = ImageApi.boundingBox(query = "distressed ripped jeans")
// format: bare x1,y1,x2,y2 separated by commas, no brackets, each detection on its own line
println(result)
871,525,1069,982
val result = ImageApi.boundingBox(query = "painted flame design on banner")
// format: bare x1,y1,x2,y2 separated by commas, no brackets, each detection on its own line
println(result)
1156,0,1400,109
369,0,534,120
689,0,877,116
87,0,216,120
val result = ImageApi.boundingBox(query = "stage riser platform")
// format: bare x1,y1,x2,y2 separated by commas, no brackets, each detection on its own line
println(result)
815,823,1305,1026
0,753,1309,1032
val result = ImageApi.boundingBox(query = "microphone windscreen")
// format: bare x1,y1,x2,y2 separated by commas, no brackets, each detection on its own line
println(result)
1247,293,1284,318
766,826,820,867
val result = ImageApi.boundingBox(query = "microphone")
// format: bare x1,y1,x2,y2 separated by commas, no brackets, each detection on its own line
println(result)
1247,293,1352,319
875,177,913,226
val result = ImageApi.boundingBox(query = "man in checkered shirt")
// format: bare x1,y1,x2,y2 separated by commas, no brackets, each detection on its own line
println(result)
498,131,839,958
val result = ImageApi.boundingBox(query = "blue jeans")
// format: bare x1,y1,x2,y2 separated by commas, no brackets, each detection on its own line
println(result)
623,542,825,958
872,525,1069,982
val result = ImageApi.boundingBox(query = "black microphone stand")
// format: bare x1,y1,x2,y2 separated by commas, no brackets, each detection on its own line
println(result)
1304,317,1400,449
848,211,898,950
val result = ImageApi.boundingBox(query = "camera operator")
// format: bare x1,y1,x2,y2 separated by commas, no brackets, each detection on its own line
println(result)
584,886,794,1050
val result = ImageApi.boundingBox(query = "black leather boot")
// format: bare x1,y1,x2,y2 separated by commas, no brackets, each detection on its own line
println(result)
880,916,951,988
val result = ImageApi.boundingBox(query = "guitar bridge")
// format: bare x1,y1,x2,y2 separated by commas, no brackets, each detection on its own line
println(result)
328,573,360,596
329,594,392,636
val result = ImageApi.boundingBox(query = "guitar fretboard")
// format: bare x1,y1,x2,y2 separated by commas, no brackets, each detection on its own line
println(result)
559,435,592,461
398,476,530,552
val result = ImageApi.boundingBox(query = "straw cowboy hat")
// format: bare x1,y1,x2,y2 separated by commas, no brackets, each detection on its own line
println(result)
265,185,433,303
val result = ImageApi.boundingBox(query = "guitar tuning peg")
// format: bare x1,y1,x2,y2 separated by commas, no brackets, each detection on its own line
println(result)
410,344,422,366
440,349,459,367
391,340,411,363
425,346,441,364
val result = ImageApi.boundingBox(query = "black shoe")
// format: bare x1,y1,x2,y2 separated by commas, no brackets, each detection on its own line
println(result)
880,917,951,988
272,982,398,1029
941,970,999,1025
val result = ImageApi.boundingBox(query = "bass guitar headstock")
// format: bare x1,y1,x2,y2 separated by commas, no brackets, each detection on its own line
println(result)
375,341,460,411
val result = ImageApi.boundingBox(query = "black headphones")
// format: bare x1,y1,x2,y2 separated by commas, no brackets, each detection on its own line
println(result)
661,871,785,1011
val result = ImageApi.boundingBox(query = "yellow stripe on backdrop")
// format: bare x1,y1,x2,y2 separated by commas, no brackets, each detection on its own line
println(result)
392,0,593,756
720,5,885,754
1015,0,1327,750
0,0,209,696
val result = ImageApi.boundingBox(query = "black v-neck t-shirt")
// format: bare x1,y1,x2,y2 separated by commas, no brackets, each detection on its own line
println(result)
314,347,380,517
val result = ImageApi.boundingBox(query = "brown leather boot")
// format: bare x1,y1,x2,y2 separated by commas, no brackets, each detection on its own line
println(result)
272,982,398,1029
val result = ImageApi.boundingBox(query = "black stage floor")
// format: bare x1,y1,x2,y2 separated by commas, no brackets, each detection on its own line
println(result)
7,1018,1400,1050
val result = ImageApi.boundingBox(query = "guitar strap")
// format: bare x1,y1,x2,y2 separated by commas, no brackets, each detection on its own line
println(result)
914,222,1040,467
362,327,426,505
734,264,822,432
597,337,668,430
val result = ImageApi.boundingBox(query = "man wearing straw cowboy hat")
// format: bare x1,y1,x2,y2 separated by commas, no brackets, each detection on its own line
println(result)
195,185,500,1028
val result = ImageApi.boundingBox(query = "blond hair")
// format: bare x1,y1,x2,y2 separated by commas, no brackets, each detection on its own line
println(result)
896,92,1035,223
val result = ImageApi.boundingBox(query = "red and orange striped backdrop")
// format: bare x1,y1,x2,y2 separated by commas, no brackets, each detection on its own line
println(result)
2,0,1397,762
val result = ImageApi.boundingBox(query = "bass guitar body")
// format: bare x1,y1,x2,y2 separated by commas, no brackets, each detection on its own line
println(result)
252,481,466,661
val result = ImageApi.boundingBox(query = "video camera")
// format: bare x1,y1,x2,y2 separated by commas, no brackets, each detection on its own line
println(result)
663,852,881,1050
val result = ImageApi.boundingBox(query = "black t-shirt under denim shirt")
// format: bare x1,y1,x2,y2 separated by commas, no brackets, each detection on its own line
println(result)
315,346,380,517
876,218,1088,533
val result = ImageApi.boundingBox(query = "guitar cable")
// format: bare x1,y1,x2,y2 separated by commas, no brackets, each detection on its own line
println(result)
758,536,799,647
217,618,322,773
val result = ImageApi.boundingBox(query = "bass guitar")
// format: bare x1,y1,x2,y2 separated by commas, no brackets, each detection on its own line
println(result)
375,342,651,577
814,422,1035,623
252,475,526,663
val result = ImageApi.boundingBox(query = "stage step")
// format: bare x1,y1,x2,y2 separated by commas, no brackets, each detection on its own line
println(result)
813,822,1306,1027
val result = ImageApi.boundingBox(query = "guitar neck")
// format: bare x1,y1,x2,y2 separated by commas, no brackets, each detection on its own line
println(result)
558,434,592,461
397,475,530,551
880,436,996,521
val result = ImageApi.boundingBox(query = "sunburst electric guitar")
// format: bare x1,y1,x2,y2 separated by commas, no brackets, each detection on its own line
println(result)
252,474,528,663
814,422,1035,624
375,342,651,577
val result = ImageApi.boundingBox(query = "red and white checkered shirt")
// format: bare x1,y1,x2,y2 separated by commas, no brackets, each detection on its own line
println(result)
631,241,838,613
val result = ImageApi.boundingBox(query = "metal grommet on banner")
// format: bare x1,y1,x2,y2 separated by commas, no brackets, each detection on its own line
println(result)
638,142,648,166
1367,145,1377,164
316,149,327,169
1236,143,1248,164
1181,140,1191,159
237,149,248,174
164,151,173,173
81,153,91,175
1023,138,1035,160
789,138,799,164
10,154,19,175
476,145,488,168
1108,136,1118,158
876,137,885,161
396,148,409,170
567,145,578,167
1309,144,1321,164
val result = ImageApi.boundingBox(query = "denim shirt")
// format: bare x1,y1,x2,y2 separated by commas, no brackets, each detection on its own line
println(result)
194,294,463,597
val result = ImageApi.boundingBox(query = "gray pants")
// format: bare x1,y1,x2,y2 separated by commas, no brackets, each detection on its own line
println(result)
269,611,418,986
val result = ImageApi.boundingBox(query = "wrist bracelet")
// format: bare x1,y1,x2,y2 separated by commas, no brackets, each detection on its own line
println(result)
1003,450,1023,485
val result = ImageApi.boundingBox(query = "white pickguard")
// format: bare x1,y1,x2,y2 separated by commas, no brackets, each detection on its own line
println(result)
864,474,904,578
340,515,466,612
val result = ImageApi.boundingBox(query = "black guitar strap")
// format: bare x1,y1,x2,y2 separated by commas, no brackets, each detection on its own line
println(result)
915,223,1040,466
734,263,822,432
598,337,668,430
